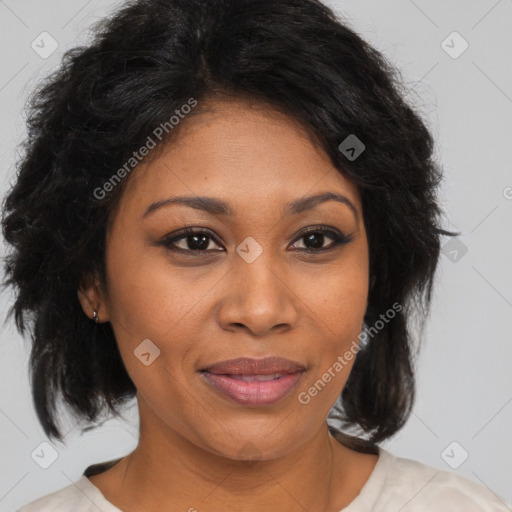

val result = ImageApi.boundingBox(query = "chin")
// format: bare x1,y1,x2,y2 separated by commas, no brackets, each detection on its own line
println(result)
194,423,307,463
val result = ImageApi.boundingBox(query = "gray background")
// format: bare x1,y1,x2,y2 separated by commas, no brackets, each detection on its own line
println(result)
1,1,511,510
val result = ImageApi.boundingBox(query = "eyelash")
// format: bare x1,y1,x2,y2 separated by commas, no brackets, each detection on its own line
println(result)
158,226,354,256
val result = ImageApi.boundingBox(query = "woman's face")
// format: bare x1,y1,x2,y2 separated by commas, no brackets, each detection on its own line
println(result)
86,98,369,460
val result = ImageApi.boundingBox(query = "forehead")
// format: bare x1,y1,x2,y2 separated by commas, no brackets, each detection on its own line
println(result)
119,98,361,218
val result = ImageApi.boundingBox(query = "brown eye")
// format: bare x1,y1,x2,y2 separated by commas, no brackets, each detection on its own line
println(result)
159,228,224,254
289,227,354,252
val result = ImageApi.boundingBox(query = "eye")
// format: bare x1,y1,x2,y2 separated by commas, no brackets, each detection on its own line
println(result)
289,226,354,252
158,225,354,256
159,227,224,254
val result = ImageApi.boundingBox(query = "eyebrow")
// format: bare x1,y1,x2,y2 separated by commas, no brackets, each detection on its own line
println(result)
143,191,359,222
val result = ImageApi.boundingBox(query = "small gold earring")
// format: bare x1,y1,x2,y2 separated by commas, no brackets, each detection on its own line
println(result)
92,309,100,324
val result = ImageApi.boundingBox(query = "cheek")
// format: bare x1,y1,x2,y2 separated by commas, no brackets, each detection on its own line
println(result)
307,251,369,345
104,234,205,336
102,237,225,397
300,250,368,403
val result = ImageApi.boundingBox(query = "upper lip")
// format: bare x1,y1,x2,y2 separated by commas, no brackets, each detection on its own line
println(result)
202,357,306,375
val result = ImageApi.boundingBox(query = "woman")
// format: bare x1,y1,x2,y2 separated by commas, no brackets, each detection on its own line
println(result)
2,0,508,510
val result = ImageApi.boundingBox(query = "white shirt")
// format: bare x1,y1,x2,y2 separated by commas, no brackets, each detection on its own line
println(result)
17,447,511,511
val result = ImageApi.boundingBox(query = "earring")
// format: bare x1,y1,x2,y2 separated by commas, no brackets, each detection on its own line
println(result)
92,309,100,324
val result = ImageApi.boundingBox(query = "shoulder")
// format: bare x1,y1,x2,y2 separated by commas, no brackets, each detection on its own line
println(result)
17,458,124,512
16,475,119,512
371,448,511,511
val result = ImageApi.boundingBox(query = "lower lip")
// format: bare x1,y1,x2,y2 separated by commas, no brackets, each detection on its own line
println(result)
201,371,304,406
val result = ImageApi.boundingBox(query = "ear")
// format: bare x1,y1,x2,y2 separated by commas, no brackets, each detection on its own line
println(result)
77,273,110,323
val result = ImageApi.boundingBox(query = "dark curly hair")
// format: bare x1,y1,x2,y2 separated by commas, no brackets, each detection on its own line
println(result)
1,0,457,452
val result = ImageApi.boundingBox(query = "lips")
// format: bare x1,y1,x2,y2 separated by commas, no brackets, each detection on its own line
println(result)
200,357,305,406
202,356,306,376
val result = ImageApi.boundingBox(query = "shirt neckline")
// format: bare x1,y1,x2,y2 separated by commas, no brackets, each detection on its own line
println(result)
76,474,124,512
79,446,391,512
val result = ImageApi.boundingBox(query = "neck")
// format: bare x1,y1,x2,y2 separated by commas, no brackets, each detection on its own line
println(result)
111,401,351,512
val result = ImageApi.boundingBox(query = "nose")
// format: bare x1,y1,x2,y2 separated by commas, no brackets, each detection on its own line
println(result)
216,255,299,337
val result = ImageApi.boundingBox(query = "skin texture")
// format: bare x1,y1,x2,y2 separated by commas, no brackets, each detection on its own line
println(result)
78,98,378,512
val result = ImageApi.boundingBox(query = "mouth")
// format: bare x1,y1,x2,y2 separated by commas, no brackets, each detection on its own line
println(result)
200,357,306,406
201,356,306,375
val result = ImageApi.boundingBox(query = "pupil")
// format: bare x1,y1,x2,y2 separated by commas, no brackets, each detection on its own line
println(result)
305,233,324,249
188,235,209,251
